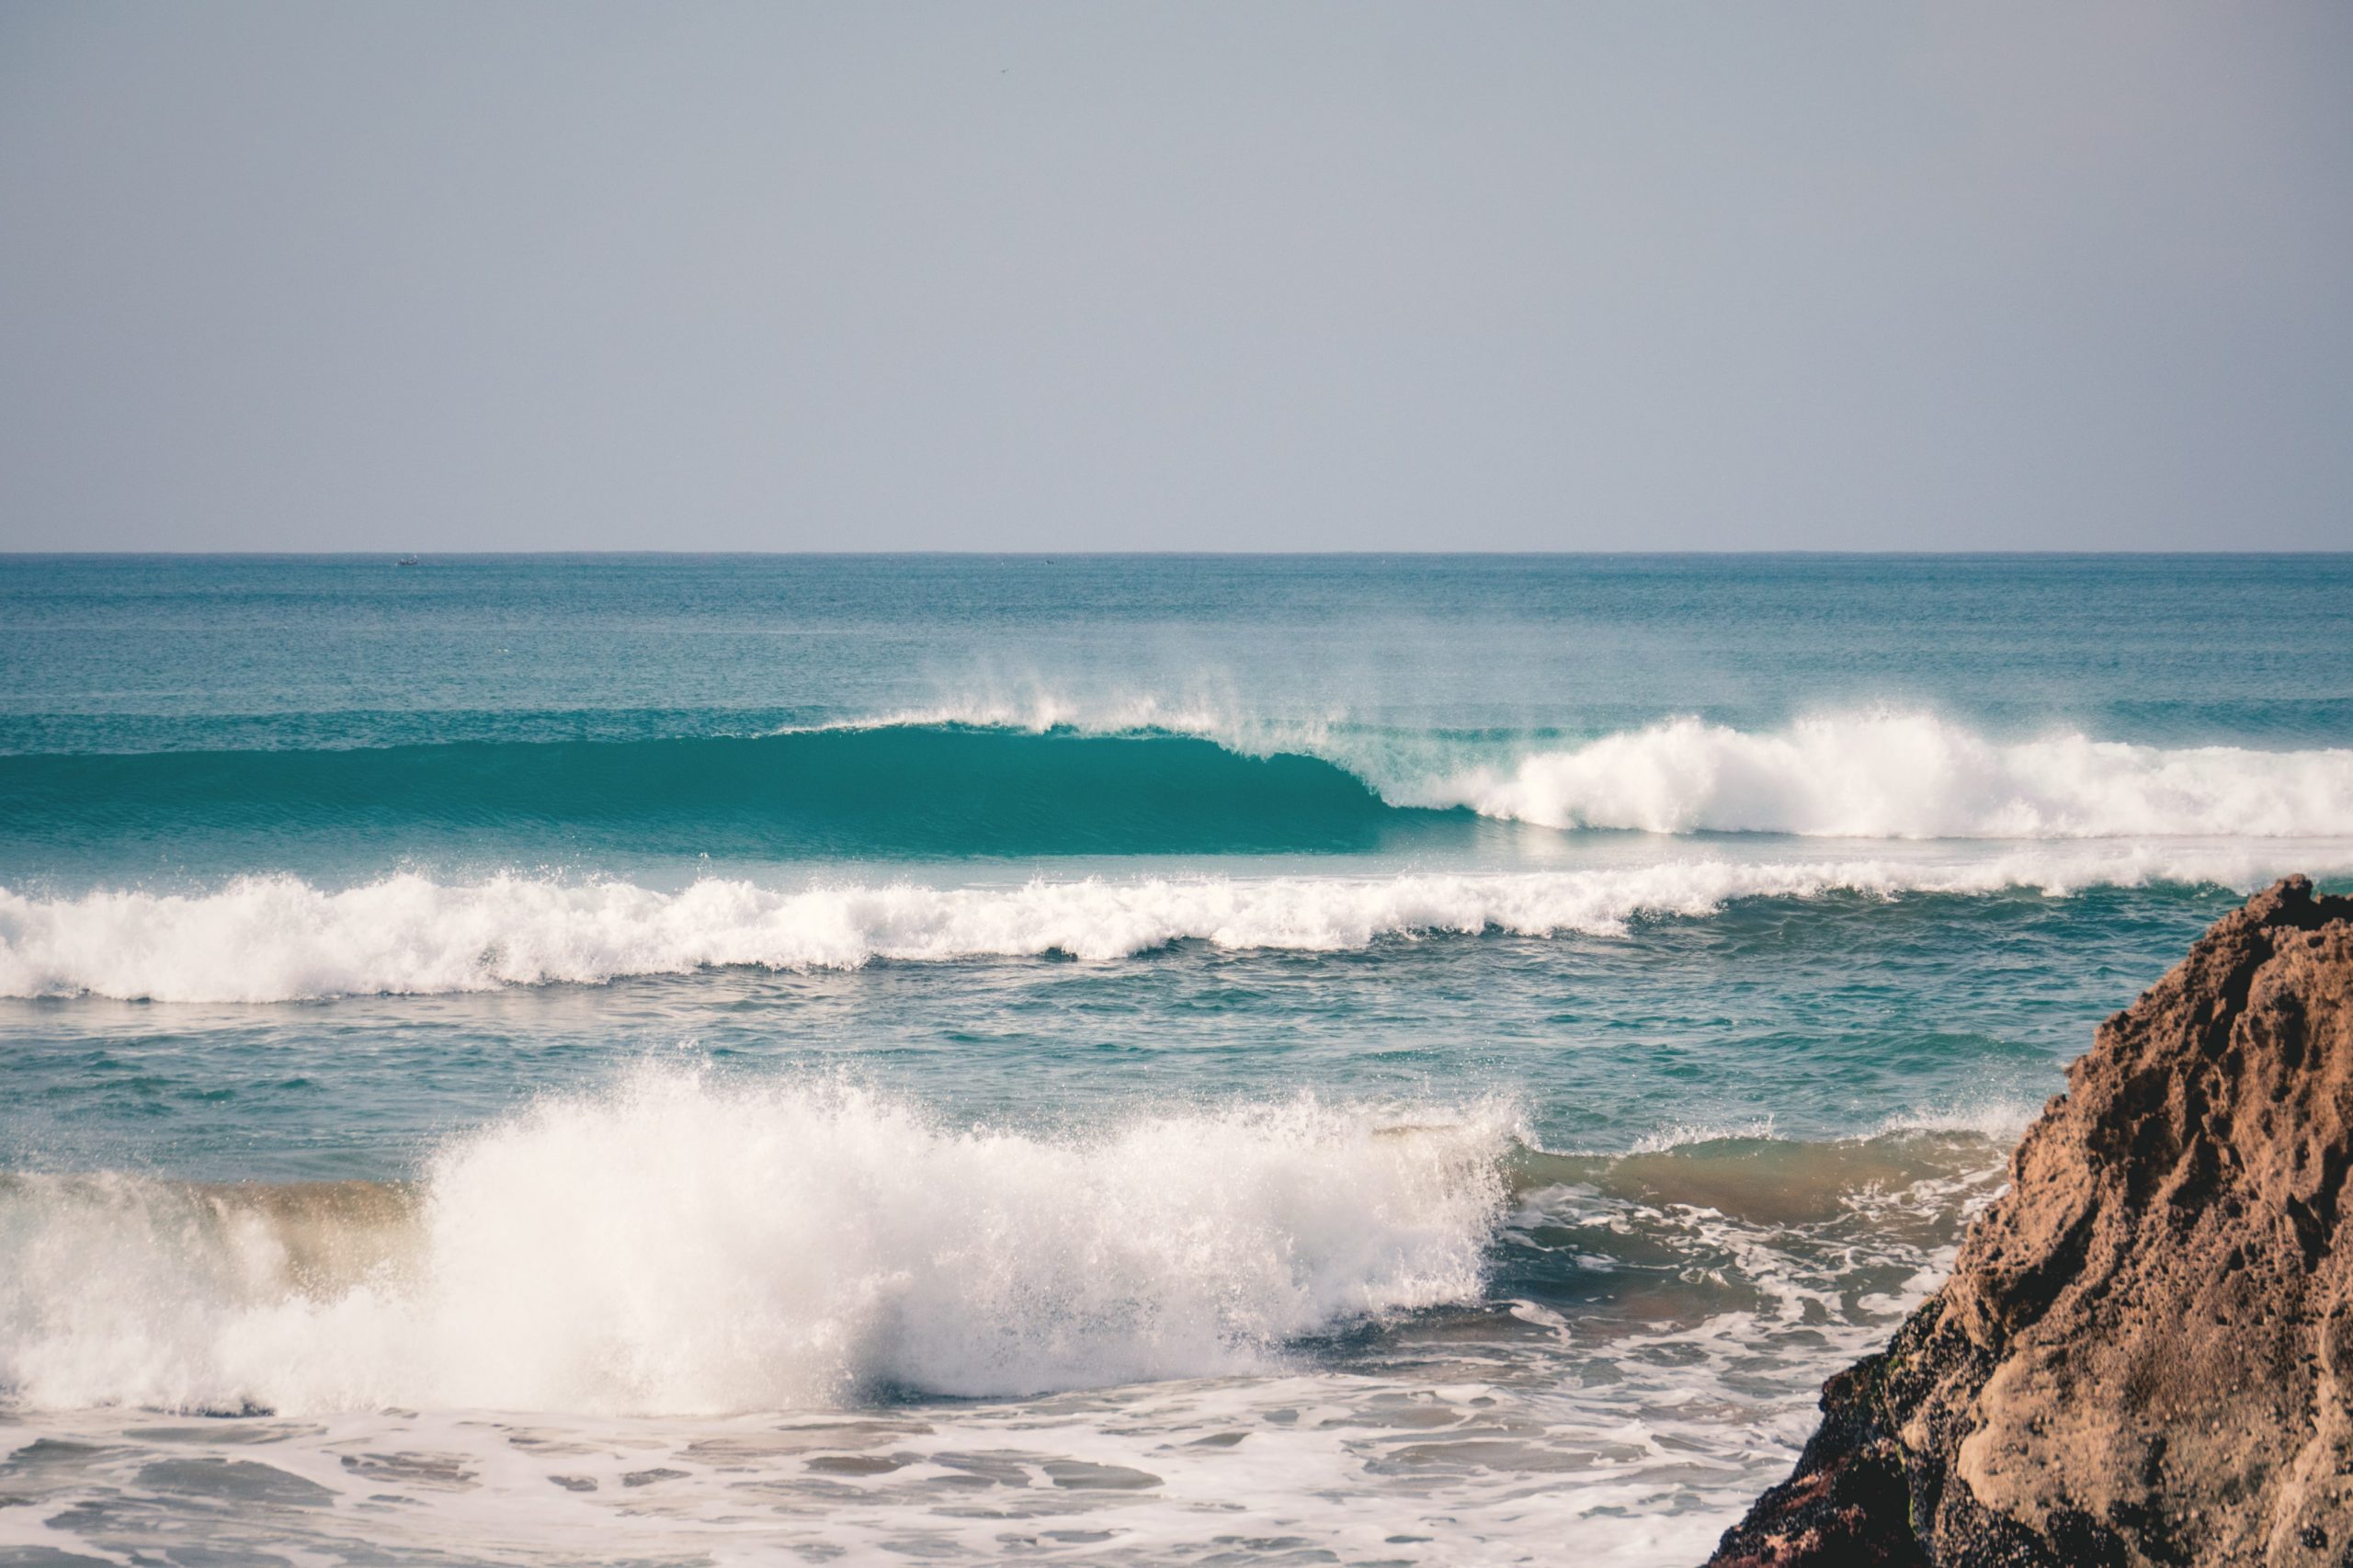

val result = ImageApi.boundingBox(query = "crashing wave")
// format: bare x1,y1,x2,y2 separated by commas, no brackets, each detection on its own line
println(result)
835,702,2353,839
1408,712,2353,838
0,1075,1508,1415
4,846,2348,1002
6,712,2348,862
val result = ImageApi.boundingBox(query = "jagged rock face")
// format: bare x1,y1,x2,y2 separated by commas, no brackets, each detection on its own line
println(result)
1705,876,2353,1568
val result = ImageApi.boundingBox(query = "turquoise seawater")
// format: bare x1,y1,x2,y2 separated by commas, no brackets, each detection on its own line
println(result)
2,554,2350,1565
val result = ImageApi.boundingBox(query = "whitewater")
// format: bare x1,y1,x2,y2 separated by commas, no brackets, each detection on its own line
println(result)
4,552,2349,1566
9,842,2353,1002
850,706,2353,838
0,1074,1511,1414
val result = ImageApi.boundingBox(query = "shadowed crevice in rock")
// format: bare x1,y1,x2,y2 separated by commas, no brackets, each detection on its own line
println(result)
1704,875,2353,1568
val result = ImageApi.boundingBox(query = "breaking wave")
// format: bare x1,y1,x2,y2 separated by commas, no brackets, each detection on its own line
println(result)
0,1074,1510,1415
4,847,2347,1002
3,712,2349,864
1409,712,2353,838
841,703,2353,839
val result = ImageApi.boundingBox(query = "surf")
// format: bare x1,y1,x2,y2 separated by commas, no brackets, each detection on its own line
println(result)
5,714,2350,875
0,1074,1512,1415
0,1070,2017,1424
7,847,2350,1002
1410,711,2353,838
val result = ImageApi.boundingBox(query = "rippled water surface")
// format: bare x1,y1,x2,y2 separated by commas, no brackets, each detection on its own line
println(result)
2,554,2349,1564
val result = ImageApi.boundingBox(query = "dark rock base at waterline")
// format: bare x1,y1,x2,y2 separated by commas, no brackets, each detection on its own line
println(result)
1705,876,2353,1568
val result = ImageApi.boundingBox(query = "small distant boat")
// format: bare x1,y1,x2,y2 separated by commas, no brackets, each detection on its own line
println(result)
395,555,420,567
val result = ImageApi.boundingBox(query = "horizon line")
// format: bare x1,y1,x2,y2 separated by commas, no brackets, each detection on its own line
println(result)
6,548,2351,561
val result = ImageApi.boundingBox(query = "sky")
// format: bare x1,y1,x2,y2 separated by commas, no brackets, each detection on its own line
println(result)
1,2,2349,552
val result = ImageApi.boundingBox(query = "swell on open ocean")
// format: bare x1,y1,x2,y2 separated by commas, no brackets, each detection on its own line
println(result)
3,553,2350,1566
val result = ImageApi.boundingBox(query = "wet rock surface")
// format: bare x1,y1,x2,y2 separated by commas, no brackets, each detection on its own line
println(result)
1706,876,2353,1568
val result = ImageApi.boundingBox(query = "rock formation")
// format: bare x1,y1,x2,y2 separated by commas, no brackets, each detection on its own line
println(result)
1705,875,2353,1568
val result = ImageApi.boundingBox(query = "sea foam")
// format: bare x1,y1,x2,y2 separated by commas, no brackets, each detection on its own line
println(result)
1391,713,2351,838
2,846,2346,1002
0,1075,1508,1415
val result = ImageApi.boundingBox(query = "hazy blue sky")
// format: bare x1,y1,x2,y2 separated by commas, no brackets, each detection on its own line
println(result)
2,3,2348,551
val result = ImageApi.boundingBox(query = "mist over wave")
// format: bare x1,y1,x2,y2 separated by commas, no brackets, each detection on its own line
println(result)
0,1075,1509,1415
5,847,2346,1002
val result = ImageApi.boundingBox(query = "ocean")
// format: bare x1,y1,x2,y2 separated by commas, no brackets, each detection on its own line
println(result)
2,552,2349,1566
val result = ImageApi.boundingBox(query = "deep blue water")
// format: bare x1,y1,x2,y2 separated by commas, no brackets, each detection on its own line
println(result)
1,554,2348,1566
6,554,2351,755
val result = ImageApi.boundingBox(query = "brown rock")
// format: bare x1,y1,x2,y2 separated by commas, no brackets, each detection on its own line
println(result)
1703,876,2353,1568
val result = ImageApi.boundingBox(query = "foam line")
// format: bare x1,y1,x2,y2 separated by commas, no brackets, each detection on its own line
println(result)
3,846,2346,1002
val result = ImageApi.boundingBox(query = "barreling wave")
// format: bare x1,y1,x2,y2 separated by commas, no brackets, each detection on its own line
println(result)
0,725,1409,860
5,848,2346,1002
829,702,2353,838
4,711,2349,861
0,1074,1511,1415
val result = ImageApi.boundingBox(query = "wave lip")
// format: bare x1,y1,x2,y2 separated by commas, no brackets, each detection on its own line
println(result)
0,1076,1510,1415
0,724,1410,861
